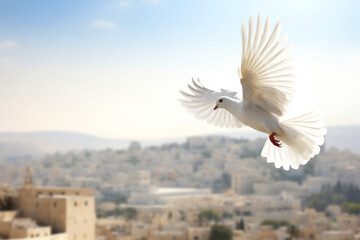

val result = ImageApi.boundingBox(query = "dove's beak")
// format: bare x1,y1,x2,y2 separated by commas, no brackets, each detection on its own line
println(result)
213,105,219,111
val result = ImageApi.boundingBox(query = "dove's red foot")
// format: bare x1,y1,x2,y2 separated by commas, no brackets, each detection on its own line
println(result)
269,133,282,148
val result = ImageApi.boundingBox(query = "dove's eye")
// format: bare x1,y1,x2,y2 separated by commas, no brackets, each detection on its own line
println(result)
219,99,223,103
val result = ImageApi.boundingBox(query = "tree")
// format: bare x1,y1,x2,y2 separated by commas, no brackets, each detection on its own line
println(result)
236,219,245,230
261,220,290,229
212,172,231,193
335,180,342,193
96,209,107,218
306,182,360,211
287,225,299,240
123,208,137,235
124,207,137,220
198,209,221,226
209,224,232,240
307,197,327,211
113,208,123,216
341,202,360,215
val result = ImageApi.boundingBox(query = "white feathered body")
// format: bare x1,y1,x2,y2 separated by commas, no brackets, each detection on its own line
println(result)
223,96,325,169
224,99,281,134
180,15,327,170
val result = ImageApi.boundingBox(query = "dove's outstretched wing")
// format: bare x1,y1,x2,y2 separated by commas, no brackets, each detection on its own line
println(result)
240,15,295,117
180,79,243,128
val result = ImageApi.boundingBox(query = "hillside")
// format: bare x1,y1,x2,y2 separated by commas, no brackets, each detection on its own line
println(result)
0,131,130,161
0,125,359,162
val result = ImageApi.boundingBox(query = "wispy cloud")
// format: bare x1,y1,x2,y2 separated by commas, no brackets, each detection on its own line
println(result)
0,41,17,49
91,20,116,29
118,0,131,7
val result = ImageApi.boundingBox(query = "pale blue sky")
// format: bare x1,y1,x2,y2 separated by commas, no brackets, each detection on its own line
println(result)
0,0,359,138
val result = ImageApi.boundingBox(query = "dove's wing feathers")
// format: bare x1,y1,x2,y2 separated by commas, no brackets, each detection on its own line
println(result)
240,15,295,117
180,79,244,128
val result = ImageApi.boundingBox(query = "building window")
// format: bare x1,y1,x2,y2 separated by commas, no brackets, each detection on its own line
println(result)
85,201,88,206
76,192,79,195
36,202,39,208
194,237,199,240
61,192,65,195
74,201,77,207
49,192,53,197
53,202,57,208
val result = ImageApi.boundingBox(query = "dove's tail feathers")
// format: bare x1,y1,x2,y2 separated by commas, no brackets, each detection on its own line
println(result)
261,112,327,170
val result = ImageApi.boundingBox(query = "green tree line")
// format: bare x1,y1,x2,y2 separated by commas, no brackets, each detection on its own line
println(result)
306,181,360,214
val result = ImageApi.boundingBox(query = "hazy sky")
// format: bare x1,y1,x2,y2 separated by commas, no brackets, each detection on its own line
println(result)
0,0,359,139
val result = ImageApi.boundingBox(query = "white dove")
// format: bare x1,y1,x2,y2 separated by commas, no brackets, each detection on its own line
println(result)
180,15,327,170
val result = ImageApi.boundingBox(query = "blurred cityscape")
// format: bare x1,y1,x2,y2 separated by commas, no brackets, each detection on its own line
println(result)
1,136,360,240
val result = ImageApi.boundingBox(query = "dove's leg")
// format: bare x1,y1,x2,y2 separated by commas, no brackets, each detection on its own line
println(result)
269,133,282,148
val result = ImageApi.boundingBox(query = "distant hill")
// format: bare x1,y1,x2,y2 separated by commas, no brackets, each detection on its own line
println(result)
0,131,131,152
323,125,360,152
0,131,131,161
0,125,359,162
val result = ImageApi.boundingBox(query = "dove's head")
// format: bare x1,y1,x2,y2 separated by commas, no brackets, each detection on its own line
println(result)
214,97,227,111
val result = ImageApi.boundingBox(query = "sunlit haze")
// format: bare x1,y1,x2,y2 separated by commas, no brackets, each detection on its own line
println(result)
0,0,359,139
